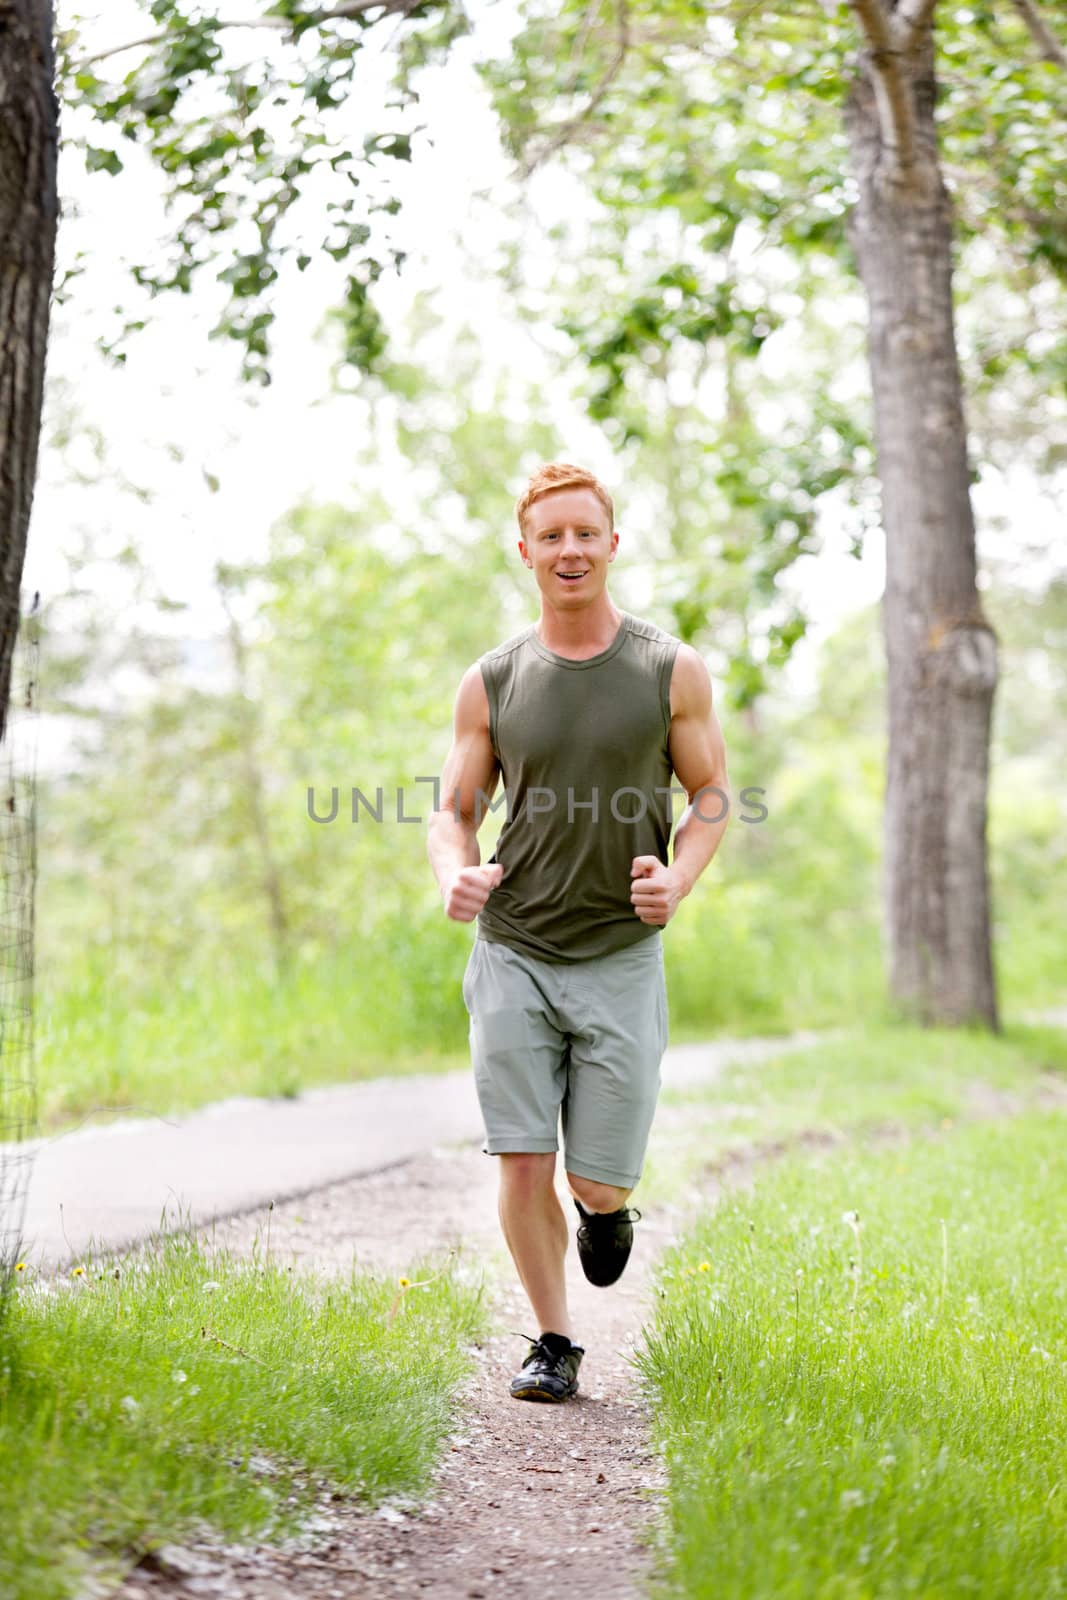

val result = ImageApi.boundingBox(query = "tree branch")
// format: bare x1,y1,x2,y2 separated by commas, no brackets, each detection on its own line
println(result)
559,0,606,98
892,0,939,54
517,0,631,181
848,0,920,172
1008,0,1067,69
849,0,896,58
75,0,425,72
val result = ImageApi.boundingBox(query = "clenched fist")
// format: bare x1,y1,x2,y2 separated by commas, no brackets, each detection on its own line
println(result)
442,863,504,922
630,855,684,926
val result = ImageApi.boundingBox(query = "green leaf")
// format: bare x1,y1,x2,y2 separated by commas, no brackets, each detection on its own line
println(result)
85,145,123,176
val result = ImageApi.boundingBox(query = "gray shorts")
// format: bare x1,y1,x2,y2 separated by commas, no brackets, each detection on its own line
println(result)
461,935,669,1190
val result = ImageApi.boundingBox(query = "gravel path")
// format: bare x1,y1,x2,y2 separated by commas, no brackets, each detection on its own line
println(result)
19,1031,828,1270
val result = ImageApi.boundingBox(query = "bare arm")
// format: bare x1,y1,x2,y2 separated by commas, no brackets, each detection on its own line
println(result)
630,644,730,926
427,663,505,922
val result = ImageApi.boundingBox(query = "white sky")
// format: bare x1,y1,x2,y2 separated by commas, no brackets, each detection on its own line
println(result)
25,0,1066,761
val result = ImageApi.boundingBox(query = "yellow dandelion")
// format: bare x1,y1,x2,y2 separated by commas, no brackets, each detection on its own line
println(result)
398,1276,411,1289
698,1261,711,1273
72,1266,85,1277
14,1262,26,1273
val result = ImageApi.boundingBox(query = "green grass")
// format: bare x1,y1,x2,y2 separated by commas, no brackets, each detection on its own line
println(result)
36,904,1067,1140
640,1112,1067,1598
0,1233,485,1600
664,896,889,1037
35,946,472,1133
640,1022,1067,1204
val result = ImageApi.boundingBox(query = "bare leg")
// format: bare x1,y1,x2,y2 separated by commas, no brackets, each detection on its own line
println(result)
498,1153,572,1340
567,1173,631,1214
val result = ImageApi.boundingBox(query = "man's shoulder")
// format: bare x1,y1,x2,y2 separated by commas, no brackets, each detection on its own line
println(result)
623,612,684,655
478,627,535,668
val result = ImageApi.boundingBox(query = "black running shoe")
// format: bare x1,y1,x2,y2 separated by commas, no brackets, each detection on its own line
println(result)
509,1333,584,1403
574,1200,642,1287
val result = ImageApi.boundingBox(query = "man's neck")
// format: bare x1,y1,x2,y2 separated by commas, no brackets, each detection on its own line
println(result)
534,596,624,660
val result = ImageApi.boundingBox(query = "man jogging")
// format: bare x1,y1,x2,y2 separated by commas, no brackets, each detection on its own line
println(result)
428,462,730,1403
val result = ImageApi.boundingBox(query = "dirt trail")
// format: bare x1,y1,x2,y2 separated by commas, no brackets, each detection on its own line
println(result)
115,1143,685,1600
106,1047,1067,1600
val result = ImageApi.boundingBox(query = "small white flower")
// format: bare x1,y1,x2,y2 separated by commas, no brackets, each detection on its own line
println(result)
120,1395,139,1414
173,1369,188,1384
202,1280,222,1293
840,1489,865,1510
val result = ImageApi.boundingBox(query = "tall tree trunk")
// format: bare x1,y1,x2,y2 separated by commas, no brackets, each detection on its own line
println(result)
845,22,999,1028
0,0,57,744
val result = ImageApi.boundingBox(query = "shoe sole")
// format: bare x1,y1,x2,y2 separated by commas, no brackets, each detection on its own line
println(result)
577,1246,633,1288
510,1384,577,1403
578,1261,630,1287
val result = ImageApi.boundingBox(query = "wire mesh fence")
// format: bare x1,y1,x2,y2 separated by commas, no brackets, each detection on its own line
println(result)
0,593,39,1312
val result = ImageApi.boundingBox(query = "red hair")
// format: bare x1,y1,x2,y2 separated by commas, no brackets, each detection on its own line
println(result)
515,462,614,535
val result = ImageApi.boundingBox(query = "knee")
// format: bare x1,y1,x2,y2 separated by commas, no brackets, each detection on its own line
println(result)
567,1173,631,1214
499,1151,557,1198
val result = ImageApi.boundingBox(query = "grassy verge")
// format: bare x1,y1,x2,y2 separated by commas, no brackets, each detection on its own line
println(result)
36,916,1067,1143
37,914,1067,1140
36,949,472,1133
640,1110,1067,1598
641,1022,1067,1203
0,1233,485,1600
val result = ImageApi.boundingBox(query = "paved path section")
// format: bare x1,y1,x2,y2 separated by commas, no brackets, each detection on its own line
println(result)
16,1031,827,1268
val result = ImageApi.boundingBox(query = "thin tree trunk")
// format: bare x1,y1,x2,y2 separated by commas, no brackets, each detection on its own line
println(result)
0,0,57,744
844,23,999,1028
220,597,292,979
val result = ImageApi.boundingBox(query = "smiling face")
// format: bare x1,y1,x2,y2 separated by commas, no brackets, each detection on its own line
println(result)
518,485,619,611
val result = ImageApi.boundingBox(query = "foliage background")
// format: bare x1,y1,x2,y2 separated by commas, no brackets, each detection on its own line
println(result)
31,2,1067,1128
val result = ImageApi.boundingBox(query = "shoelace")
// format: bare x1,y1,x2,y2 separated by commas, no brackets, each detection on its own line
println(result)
576,1205,642,1243
511,1331,585,1360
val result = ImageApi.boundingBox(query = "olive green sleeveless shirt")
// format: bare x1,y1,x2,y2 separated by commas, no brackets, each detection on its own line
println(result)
476,611,681,964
